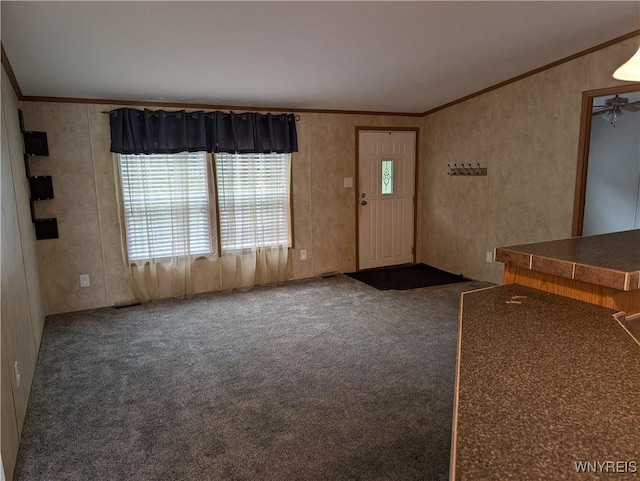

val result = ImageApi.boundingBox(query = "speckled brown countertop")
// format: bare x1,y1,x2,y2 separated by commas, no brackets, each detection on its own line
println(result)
452,284,640,481
495,229,640,291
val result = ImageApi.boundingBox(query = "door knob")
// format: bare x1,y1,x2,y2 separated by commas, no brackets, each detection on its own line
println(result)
361,200,368,206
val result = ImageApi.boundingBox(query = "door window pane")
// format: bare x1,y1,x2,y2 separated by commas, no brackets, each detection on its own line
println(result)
381,159,394,195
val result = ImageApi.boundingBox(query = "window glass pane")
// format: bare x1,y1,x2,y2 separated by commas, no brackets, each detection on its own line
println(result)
119,152,213,261
215,153,291,252
381,159,394,195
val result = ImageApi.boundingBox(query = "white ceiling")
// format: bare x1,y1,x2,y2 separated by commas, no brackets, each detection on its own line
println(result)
2,1,639,114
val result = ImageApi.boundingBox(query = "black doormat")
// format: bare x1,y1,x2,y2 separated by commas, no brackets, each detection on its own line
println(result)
345,263,468,290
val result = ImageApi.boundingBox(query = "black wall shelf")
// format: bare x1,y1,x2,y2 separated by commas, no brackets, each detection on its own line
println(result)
24,131,49,157
19,109,58,240
29,176,54,200
34,219,59,240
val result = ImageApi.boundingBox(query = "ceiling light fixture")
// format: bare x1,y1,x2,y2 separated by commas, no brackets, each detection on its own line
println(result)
613,46,640,81
601,109,622,127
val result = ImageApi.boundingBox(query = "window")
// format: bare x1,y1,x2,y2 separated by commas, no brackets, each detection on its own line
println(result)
119,152,214,261
119,151,292,261
215,153,291,252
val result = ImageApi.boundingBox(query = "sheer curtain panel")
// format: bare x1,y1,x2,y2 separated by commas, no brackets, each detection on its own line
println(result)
116,152,221,302
215,153,292,291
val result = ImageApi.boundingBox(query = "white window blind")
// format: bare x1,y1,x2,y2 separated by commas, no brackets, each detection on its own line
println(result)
119,152,214,261
215,153,291,252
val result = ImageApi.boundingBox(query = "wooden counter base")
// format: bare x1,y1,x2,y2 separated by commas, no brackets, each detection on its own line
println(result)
504,265,640,316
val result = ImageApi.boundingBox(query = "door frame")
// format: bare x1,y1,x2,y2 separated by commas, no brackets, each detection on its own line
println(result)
572,82,640,236
354,126,420,271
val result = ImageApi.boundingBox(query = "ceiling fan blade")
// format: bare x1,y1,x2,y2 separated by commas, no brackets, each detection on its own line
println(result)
621,100,640,112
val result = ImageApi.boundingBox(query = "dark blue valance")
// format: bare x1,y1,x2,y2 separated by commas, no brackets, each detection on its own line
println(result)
109,108,298,155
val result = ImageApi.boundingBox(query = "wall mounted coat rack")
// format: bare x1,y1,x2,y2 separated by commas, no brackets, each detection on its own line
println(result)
19,109,58,240
447,163,487,176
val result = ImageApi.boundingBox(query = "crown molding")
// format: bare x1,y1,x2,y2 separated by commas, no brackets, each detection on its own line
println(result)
19,95,423,117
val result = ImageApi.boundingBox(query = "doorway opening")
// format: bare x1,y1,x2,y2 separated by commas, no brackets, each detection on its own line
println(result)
572,83,640,236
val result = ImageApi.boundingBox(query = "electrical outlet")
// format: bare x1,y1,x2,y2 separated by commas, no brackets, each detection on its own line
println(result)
14,361,21,388
300,250,307,261
79,274,90,287
486,251,493,263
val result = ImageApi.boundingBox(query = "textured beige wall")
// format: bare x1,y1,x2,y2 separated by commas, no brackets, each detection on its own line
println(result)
22,103,118,314
1,67,46,481
418,36,640,284
21,101,419,313
303,113,419,277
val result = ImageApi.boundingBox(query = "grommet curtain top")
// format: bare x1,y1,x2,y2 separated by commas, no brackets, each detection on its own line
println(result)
109,108,298,155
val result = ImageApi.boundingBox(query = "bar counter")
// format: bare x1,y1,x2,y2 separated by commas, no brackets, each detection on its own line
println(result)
495,229,640,316
451,284,640,480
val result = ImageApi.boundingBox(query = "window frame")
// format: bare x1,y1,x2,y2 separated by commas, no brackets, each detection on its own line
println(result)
118,151,218,263
213,152,294,254
117,151,295,263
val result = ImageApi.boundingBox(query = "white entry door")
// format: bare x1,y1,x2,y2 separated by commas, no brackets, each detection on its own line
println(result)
358,130,416,270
